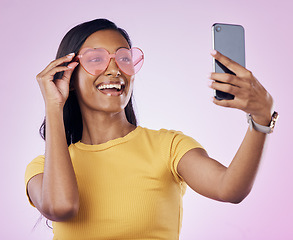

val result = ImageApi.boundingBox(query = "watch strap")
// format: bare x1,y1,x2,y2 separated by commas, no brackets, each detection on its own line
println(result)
246,113,278,134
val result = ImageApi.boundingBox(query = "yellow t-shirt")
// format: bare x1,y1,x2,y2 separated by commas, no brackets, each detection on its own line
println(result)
25,126,203,240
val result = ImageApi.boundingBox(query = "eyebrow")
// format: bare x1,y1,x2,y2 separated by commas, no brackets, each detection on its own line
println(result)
116,46,130,50
92,46,130,51
77,46,131,56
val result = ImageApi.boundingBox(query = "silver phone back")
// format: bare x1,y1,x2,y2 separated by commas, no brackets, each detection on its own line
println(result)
212,23,246,73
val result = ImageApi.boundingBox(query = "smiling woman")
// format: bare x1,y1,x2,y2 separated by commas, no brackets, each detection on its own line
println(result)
72,30,137,127
38,19,138,145
24,18,275,240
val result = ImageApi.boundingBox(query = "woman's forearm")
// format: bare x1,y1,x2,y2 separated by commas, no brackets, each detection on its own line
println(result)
219,127,268,203
41,105,79,220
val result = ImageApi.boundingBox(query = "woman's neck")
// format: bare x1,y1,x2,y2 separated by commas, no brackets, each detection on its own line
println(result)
80,110,136,145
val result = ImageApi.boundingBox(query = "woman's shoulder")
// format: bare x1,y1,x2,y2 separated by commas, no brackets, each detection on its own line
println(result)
139,126,203,148
138,126,192,144
139,126,185,137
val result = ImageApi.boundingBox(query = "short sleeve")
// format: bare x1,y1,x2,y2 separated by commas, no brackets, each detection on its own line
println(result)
169,131,204,183
24,155,45,207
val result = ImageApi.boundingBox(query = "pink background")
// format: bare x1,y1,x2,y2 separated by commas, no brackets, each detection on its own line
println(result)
1,0,292,239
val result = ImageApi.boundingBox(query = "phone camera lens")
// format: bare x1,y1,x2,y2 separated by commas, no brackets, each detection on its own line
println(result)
216,26,221,32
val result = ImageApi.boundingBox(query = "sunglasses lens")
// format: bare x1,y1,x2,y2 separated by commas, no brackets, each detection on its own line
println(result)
116,48,144,75
131,48,144,74
79,48,109,75
79,47,144,76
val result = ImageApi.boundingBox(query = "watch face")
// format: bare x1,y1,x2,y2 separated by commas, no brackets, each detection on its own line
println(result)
272,111,279,120
270,111,279,131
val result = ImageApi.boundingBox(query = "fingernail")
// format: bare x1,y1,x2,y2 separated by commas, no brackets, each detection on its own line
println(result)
67,53,75,58
210,50,217,56
207,73,212,79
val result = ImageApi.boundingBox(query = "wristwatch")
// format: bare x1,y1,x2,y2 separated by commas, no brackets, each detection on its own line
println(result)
247,111,279,134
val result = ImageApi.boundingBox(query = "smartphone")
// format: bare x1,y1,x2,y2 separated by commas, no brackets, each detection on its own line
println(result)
212,23,246,100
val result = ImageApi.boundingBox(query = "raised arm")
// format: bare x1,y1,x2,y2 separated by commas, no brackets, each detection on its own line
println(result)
178,50,274,203
27,54,80,221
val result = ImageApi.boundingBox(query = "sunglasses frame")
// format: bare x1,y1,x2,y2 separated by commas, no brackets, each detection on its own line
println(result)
74,47,144,76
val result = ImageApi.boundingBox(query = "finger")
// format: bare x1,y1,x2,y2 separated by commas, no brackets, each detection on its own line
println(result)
67,61,79,70
42,53,76,75
40,65,73,80
209,80,240,96
210,72,248,88
212,97,239,109
212,96,251,112
62,62,79,83
37,64,76,83
211,50,249,77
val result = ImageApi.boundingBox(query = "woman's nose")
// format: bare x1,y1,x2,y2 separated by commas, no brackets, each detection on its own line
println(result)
104,58,120,76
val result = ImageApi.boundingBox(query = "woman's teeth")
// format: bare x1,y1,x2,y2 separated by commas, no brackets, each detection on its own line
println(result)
97,84,122,91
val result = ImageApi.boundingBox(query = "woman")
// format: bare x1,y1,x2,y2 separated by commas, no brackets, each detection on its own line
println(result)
25,18,276,239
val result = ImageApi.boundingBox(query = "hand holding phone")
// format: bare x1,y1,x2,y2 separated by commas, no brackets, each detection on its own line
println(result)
212,23,246,100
